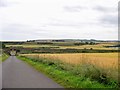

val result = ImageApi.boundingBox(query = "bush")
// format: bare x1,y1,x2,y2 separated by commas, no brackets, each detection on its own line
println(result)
0,43,6,49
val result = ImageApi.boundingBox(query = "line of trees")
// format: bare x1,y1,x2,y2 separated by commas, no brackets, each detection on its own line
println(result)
74,42,96,46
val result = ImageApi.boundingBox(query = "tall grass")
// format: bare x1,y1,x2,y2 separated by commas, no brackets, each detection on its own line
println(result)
21,53,118,69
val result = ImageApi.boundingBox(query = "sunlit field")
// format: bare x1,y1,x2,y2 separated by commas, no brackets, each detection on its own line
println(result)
60,44,118,50
21,53,118,70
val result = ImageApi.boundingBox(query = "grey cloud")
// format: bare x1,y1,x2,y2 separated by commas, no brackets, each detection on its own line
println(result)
64,6,87,12
93,6,117,12
1,23,34,37
48,22,82,27
0,0,19,7
48,15,117,28
100,15,117,27
47,18,98,28
46,18,85,27
0,0,7,7
1,23,52,40
2,24,28,32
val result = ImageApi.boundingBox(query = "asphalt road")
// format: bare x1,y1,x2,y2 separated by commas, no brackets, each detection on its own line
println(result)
2,56,63,88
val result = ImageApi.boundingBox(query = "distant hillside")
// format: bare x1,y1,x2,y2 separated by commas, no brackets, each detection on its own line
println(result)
26,39,118,43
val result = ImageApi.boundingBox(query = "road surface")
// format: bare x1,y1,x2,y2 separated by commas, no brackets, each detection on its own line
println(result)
2,56,63,88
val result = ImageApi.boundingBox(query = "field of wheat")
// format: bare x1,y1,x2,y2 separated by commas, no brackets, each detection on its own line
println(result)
59,42,118,50
21,53,118,70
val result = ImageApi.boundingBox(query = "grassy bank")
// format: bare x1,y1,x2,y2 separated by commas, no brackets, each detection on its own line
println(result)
17,56,118,88
0,53,9,62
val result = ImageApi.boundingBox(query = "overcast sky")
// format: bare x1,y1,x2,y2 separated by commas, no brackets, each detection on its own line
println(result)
0,0,118,41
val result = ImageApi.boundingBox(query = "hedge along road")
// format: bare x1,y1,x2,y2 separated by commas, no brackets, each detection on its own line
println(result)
2,56,63,88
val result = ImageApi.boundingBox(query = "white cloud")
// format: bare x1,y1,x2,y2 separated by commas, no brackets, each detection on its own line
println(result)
0,0,118,41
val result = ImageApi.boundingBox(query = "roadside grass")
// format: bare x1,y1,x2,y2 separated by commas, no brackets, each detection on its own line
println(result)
17,56,118,88
0,53,9,62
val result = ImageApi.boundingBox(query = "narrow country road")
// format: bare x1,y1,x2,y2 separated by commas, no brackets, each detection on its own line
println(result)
2,56,63,88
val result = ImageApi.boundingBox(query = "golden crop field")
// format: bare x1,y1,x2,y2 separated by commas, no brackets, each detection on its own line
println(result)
6,44,42,48
21,53,118,70
6,44,58,48
59,42,118,50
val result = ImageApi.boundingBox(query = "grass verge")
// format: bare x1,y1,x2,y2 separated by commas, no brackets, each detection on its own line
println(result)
17,56,118,88
0,53,9,62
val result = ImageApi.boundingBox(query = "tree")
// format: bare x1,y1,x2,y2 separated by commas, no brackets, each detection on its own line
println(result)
89,42,95,45
85,42,89,44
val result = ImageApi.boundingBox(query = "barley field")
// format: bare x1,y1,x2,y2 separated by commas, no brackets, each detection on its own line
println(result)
21,53,118,70
20,53,119,86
